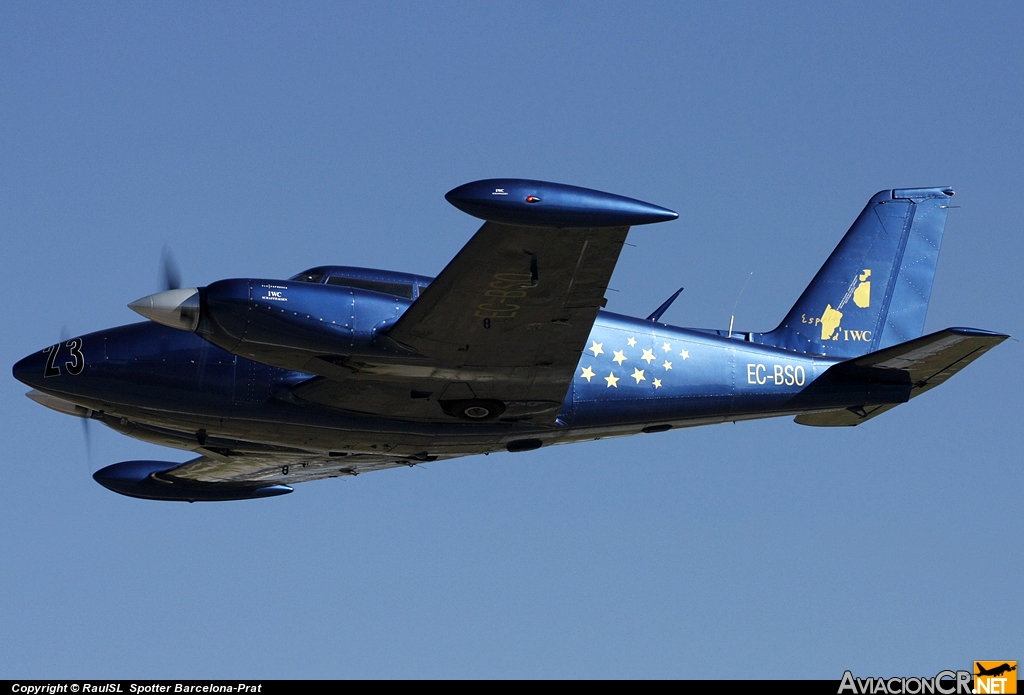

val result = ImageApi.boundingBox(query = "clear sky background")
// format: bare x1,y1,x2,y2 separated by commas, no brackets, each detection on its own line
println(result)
1,1,1021,679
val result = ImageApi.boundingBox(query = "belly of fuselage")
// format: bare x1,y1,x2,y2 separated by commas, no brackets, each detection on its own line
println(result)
13,314,840,458
13,322,518,456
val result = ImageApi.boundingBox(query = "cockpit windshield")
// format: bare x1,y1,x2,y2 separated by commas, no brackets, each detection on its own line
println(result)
288,266,427,299
288,271,324,284
326,276,415,299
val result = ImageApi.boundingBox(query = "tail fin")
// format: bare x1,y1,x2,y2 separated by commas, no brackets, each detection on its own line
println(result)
760,187,954,359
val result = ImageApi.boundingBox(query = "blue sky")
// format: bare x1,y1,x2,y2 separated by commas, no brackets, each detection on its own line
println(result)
1,1,1021,678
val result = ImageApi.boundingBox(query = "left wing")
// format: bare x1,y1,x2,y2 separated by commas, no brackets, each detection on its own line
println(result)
164,451,409,483
93,451,427,502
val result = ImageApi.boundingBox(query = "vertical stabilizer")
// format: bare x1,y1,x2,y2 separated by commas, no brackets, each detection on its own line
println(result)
760,187,954,359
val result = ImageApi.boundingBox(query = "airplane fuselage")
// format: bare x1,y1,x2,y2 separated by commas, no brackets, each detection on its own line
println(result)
15,181,1004,501
15,304,847,463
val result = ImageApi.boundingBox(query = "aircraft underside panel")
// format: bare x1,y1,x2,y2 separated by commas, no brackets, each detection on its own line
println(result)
165,452,421,484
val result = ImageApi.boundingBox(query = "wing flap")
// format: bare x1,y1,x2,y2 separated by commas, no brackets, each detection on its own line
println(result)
165,452,414,484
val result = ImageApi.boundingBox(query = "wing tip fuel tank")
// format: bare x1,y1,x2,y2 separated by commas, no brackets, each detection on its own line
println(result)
445,178,678,228
93,460,293,502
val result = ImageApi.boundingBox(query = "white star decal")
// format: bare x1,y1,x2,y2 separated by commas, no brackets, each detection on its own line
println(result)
581,366,595,382
631,368,646,384
627,337,637,347
663,360,672,370
589,341,604,357
653,378,662,389
604,372,619,388
680,349,690,360
612,350,627,365
662,342,672,352
641,348,656,364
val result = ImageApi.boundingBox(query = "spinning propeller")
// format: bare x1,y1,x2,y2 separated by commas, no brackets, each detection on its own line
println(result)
161,245,182,292
55,324,94,467
128,246,201,330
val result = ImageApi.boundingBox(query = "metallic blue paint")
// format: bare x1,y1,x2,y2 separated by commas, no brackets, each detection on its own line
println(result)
646,287,684,322
445,179,679,227
11,181,1006,502
197,278,422,369
759,187,953,358
93,460,293,501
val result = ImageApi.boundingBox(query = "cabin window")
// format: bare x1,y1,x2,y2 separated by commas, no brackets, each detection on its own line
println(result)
325,276,415,299
289,272,325,284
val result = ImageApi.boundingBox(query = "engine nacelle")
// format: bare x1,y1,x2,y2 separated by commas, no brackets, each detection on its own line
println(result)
130,279,416,374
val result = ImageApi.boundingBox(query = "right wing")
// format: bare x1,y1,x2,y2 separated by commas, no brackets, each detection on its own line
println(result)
384,220,629,403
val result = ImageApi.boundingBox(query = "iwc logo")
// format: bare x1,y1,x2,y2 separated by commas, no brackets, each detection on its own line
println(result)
801,268,874,342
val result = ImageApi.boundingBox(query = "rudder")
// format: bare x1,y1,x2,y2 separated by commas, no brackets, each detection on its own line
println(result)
760,187,954,359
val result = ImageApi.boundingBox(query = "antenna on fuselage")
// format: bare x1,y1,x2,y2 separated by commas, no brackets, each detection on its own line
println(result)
728,271,753,339
647,287,684,323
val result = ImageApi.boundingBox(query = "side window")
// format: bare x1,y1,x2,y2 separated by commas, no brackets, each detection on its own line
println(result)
289,272,324,284
326,276,414,299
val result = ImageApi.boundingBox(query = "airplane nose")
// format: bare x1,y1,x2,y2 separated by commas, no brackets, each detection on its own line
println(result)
12,348,48,389
129,288,201,331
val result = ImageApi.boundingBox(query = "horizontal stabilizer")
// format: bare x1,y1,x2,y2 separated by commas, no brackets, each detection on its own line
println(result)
795,327,1008,426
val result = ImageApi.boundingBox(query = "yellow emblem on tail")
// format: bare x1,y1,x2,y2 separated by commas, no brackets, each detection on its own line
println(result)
853,269,871,308
820,304,843,340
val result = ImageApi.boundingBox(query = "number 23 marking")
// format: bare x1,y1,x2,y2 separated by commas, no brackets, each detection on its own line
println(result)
44,339,85,378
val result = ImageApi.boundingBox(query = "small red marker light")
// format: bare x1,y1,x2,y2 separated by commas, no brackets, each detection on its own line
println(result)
526,195,540,203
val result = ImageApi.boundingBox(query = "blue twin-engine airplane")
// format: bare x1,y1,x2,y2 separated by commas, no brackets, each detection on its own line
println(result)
13,179,1008,502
